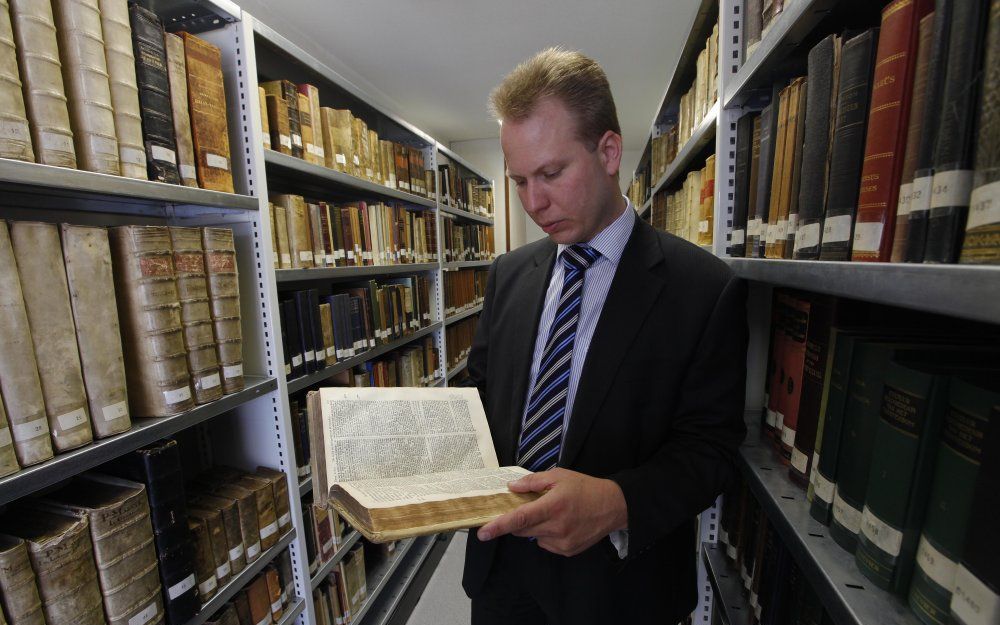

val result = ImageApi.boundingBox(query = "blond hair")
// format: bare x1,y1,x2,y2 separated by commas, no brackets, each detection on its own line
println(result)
490,47,621,150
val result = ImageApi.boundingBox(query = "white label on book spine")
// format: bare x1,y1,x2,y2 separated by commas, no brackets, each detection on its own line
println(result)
790,447,808,474
121,146,145,166
916,535,956,592
698,220,709,233
787,213,798,236
852,221,883,253
315,146,325,159
291,134,302,147
347,250,355,260
897,182,913,216
780,425,795,447
823,214,852,244
41,131,74,153
94,135,117,157
793,222,821,251
167,573,195,600
911,175,933,216
179,164,197,181
151,145,176,164
281,253,291,266
216,562,231,579
952,563,1000,625
336,153,347,165
199,373,221,389
246,541,261,559
279,512,291,527
260,521,278,539
0,120,28,143
284,363,291,375
776,219,788,240
861,505,903,556
809,452,821,487
198,576,216,596
279,134,291,149
366,168,373,178
255,618,270,625
0,429,10,448
224,363,243,380
304,350,315,362
765,408,778,429
336,348,345,359
163,385,191,405
57,407,87,431
128,601,158,625
299,250,313,262
967,180,1000,230
229,544,244,562
305,142,316,156
322,537,335,554
833,491,861,534
731,229,745,245
931,169,974,209
748,218,762,237
291,355,303,367
206,153,229,170
271,600,281,614
326,346,336,358
813,472,834,504
353,155,360,166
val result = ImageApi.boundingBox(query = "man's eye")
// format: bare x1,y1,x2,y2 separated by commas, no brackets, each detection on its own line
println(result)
543,170,561,180
512,179,525,188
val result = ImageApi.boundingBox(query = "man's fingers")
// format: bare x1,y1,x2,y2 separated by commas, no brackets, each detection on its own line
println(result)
507,469,559,493
477,498,547,541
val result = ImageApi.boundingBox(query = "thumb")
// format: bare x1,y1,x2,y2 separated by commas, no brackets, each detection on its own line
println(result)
508,470,557,493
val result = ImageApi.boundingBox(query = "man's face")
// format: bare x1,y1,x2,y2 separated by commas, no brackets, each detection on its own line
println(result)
502,97,623,245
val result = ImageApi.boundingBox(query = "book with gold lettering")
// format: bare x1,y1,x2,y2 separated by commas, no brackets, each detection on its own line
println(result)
164,33,198,187
0,0,33,162
98,0,146,179
181,33,234,193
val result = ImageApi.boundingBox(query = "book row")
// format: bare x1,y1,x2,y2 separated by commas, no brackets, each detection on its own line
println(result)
439,162,495,218
741,0,786,62
0,222,244,478
649,154,716,246
0,437,294,625
278,278,433,380
446,316,478,371
311,539,393,625
194,551,297,625
0,0,234,191
627,171,648,209
442,220,495,263
443,268,487,317
760,290,998,625
730,0,1000,264
268,195,438,270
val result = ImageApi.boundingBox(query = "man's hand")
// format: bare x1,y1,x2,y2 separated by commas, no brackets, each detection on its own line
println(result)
476,468,628,557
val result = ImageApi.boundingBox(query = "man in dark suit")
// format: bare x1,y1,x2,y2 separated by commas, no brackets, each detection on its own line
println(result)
463,48,748,625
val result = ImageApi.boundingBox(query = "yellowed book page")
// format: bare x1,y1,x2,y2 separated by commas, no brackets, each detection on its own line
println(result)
338,466,530,510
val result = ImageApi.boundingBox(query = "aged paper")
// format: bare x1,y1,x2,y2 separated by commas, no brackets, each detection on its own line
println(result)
338,466,531,509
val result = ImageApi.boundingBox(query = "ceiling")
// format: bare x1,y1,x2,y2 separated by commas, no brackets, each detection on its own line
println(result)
235,0,700,163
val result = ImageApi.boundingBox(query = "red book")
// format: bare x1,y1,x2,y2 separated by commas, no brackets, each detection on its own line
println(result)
778,293,810,464
851,0,933,261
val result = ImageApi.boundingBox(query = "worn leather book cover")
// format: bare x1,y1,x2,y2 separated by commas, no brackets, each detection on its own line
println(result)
0,0,33,162
10,221,93,452
380,140,397,188
0,535,44,625
109,225,194,417
784,79,809,257
163,33,197,187
235,475,278,551
299,84,324,165
261,80,302,159
350,116,365,178
369,128,382,184
276,548,293,606
212,484,261,565
169,227,222,405
319,202,334,266
320,107,353,172
8,0,74,167
41,474,164,625
98,0,146,179
408,147,425,196
0,223,51,467
765,85,791,259
128,3,179,183
245,575,270,625
185,505,231,590
257,86,270,152
751,103,777,257
52,0,120,175
156,538,198,625
730,113,756,257
264,565,282,620
188,516,217,602
188,493,246,576
698,153,715,246
61,224,131,439
254,466,292,535
180,33,234,193
297,92,320,166
266,94,291,155
232,590,252,625
308,202,325,266
273,203,291,269
852,0,932,262
819,29,878,261
319,302,336,366
275,193,314,268
202,227,243,394
0,506,105,625
744,116,762,257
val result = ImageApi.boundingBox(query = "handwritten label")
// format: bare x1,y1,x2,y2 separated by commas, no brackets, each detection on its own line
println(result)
916,535,955,592
279,512,291,528
128,601,158,625
216,562,231,579
813,472,834,504
121,146,146,166
780,425,795,447
861,505,903,556
271,600,282,614
13,418,47,440
952,564,1000,625
336,153,347,165
280,252,291,266
167,574,195,600
260,521,278,539
291,134,302,148
731,229,745,245
291,355,303,367
206,153,229,170
163,385,191,405
57,407,87,431
299,250,314,262
279,134,292,149
229,544,244,563
967,180,1000,230
897,182,913,216
198,576,217,596
790,447,808,474
793,222,820,251
199,373,221,390
179,164,197,181
931,169,973,209
852,221,883,253
822,214,852,244
151,145,176,164
41,131,74,153
833,491,862,534
246,541,261,560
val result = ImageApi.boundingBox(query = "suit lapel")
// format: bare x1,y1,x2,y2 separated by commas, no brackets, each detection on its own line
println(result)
560,218,665,468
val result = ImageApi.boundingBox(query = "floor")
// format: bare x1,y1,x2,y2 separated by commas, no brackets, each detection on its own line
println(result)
405,531,471,625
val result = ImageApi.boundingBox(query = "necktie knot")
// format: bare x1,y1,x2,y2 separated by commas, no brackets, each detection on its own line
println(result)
562,244,601,272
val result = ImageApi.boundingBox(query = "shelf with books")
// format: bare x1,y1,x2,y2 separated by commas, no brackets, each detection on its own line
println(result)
275,596,307,625
264,150,437,209
0,376,276,507
650,101,718,198
444,260,494,270
356,535,439,625
445,304,484,326
155,0,241,33
436,144,491,184
447,358,469,381
439,202,495,225
184,528,297,625
300,474,313,496
285,322,443,394
739,424,920,625
275,262,440,284
724,258,1000,324
310,530,363,590
702,542,752,625
353,535,435,625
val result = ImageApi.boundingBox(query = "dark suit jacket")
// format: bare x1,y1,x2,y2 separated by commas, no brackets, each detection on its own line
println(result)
462,216,748,623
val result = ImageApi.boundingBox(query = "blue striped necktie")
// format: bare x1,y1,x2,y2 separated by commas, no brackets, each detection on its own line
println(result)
517,244,601,471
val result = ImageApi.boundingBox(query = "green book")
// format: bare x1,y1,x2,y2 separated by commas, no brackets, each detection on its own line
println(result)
908,376,1000,625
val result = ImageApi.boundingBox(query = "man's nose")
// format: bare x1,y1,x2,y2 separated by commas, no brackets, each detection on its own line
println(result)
522,181,549,213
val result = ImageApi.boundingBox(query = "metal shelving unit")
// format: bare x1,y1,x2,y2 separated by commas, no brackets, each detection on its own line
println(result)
651,102,719,195
443,260,493,270
275,262,440,283
438,202,494,225
445,304,483,326
276,597,307,625
352,536,434,625
356,536,438,625
310,531,362,590
299,474,313,496
702,543,752,625
446,358,468,381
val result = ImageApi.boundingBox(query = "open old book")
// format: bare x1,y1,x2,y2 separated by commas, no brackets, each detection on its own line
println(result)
308,387,539,542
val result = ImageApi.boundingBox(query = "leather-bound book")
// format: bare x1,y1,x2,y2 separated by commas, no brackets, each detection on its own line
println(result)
109,225,194,417
264,565,282,621
0,535,45,625
275,193,313,268
906,0,954,262
890,13,936,262
819,29,878,261
297,92,319,166
273,203,291,269
98,0,146,179
169,227,222,405
320,107,353,172
10,221,93,452
185,505,231,590
52,0,120,175
8,0,75,167
266,94,291,155
308,202,325,267
0,506,105,625
960,0,1000,264
188,516,217,602
785,79,809,257
395,143,411,193
234,475,278,551
61,224,131,439
206,604,239,625
370,128,382,185
299,84,324,165
751,103,777,257
254,466,292,535
0,222,51,467
744,115,762,257
257,87,270,152
261,80,302,159
356,118,372,180
852,0,933,262
698,154,715,247
245,575,270,625
212,484,261,565
276,550,293,607
202,227,243,394
181,33,234,193
764,87,791,258
729,113,755,256
0,0,33,162
319,302,336,366
128,4,179,183
163,33,197,187
281,299,304,379
380,140,397,188
41,474,164,625
188,493,245,576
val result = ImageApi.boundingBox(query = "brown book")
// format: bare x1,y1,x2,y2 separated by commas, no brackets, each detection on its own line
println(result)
61,224,131,439
765,83,793,258
245,575,270,625
233,590,252,625
268,203,278,270
254,466,292,534
369,128,381,184
785,79,809,257
297,91,321,166
0,535,44,625
394,143,410,192
0,0,33,162
258,86,270,152
273,203,291,269
52,0,120,175
40,474,163,625
98,0,145,179
10,221,93,452
320,107,352,172
319,302,336,365
275,193,314,268
164,33,198,187
264,566,282,621
0,223,51,467
350,116,365,178
208,604,240,625
109,225,194,417
235,475,278,551
380,140,396,188
0,506,105,625
186,505,232,590
188,516,217,602
408,147,424,196
298,84,323,164
202,227,243,394
181,32,234,193
212,484,261,564
169,227,222,405
313,590,329,625
9,0,75,167
308,202,326,267
312,504,335,562
261,80,301,158
319,202,334,266
189,493,246,576
266,94,291,155
698,154,716,246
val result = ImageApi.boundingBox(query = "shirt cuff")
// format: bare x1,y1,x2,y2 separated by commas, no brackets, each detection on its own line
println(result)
609,529,629,559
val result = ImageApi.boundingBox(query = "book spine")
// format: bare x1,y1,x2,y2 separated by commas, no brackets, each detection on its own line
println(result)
163,33,197,187
0,537,45,625
297,92,319,166
267,94,291,155
98,0,146,180
281,194,314,268
300,84,324,165
0,0,33,162
60,225,131,439
258,86,270,152
789,297,835,486
752,103,776,257
273,204,291,269
128,4,178,183
182,33,234,193
202,227,243,394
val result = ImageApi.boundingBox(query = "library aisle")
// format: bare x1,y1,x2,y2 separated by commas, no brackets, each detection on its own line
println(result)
405,534,470,625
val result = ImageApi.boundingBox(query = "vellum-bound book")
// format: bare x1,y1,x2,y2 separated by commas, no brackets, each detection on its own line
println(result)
0,535,45,625
97,0,146,179
308,387,538,543
0,0,34,162
163,33,198,187
202,227,243,394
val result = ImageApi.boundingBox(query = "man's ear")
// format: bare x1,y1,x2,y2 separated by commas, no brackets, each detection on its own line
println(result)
597,130,623,177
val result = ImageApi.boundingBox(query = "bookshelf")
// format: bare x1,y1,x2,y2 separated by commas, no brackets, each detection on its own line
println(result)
702,542,752,625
